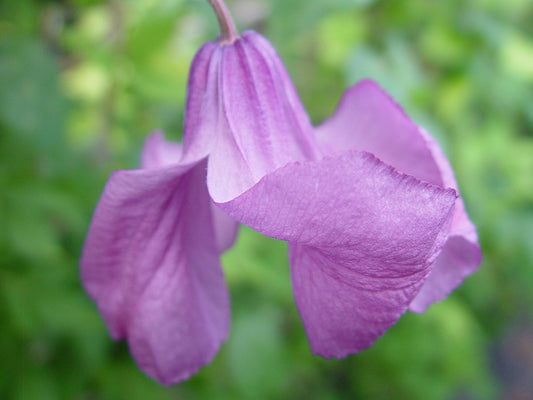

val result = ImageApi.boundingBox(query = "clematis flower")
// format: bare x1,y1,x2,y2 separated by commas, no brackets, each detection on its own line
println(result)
80,0,481,386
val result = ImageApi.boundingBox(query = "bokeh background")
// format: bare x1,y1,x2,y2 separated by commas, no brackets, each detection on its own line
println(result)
2,0,533,399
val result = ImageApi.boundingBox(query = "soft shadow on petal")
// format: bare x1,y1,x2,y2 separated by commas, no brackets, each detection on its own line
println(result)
216,151,456,356
80,161,230,385
211,203,239,253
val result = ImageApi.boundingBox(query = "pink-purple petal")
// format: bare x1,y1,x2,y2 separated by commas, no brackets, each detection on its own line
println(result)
80,162,229,385
181,41,219,162
141,131,182,169
204,32,320,203
211,203,240,254
409,236,482,313
409,129,482,312
244,32,319,158
316,80,481,312
315,79,442,186
216,150,456,355
289,243,427,358
216,151,455,253
140,131,239,253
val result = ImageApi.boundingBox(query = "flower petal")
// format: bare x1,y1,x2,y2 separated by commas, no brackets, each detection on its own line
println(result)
211,203,239,254
197,31,319,203
181,41,219,162
80,161,229,385
315,79,442,186
289,243,425,358
409,129,482,312
216,151,456,356
316,80,481,311
141,131,182,169
141,131,239,253
408,236,481,313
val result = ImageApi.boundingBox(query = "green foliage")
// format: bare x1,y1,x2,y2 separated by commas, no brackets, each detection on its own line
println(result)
1,0,532,399
0,39,66,149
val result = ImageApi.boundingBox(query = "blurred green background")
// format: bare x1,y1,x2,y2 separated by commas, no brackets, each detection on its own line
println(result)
1,0,533,399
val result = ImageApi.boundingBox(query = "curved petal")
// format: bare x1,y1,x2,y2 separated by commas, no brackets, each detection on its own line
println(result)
290,243,426,358
315,79,442,186
181,41,219,162
141,131,239,254
409,236,481,313
419,128,479,242
199,31,319,203
211,203,239,254
216,151,456,356
409,129,482,312
80,161,230,385
316,80,481,312
141,131,182,169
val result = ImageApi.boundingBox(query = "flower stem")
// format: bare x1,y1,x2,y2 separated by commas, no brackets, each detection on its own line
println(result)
207,0,239,44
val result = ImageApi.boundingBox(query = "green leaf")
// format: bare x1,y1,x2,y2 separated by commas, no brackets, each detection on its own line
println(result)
0,38,67,149
226,306,289,399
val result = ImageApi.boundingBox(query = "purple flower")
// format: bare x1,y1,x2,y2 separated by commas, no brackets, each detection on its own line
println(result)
80,1,481,386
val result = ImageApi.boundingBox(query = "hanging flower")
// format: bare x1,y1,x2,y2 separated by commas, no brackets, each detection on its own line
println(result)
80,0,481,386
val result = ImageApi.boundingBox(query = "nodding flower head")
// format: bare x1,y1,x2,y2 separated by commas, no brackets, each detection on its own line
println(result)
80,0,481,386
